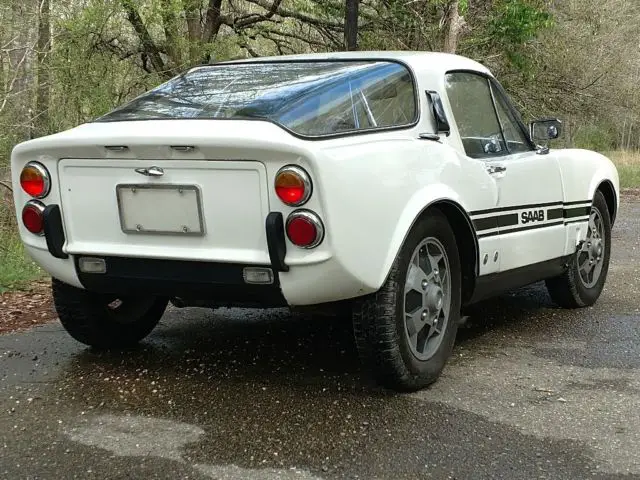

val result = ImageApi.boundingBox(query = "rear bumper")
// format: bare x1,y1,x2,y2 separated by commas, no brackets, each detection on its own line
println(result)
36,203,289,307
74,255,287,307
34,203,374,307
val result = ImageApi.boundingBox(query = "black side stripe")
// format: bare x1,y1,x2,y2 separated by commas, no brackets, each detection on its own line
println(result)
547,208,563,220
564,206,591,219
472,213,518,231
478,220,565,239
470,201,562,216
471,200,592,237
470,200,591,217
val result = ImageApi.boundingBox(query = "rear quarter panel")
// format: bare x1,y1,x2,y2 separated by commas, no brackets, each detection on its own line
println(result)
11,146,82,288
291,133,499,300
556,148,619,206
555,148,619,256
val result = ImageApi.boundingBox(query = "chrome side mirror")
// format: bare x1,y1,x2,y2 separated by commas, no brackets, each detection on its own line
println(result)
530,118,562,142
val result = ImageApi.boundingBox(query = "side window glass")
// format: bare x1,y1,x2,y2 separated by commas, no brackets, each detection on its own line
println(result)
360,70,416,127
444,72,506,159
279,62,417,136
491,84,532,154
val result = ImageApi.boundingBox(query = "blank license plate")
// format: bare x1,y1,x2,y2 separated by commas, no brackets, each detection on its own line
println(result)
116,184,204,235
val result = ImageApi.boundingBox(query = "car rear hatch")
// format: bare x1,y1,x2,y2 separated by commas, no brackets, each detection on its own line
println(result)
57,158,271,264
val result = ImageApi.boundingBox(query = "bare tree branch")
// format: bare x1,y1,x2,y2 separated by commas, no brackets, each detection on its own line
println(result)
232,0,282,29
244,0,343,29
0,180,13,193
0,41,35,116
257,27,329,48
120,0,166,75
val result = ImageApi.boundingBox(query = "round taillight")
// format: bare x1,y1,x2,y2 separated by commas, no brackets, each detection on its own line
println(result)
286,210,324,248
20,162,50,198
275,165,312,206
22,200,46,235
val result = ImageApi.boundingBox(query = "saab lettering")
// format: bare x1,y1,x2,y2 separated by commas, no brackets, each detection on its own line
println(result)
521,209,545,224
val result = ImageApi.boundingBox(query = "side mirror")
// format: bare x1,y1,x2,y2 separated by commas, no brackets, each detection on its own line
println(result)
530,118,562,142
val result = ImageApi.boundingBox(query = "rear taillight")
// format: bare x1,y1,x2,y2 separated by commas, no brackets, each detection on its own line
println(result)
286,210,324,248
20,161,50,198
275,165,312,206
22,200,46,235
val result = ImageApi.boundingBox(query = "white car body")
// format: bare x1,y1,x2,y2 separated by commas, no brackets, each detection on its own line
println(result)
11,51,619,310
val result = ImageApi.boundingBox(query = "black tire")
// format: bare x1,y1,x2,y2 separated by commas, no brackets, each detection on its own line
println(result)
352,208,462,392
545,190,612,308
52,278,168,348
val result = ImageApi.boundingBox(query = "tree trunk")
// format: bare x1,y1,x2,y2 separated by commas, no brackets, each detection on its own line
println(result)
344,0,359,51
184,0,203,65
7,3,33,140
35,0,51,137
442,0,465,54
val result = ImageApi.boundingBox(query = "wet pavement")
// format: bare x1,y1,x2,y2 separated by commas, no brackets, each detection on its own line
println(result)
2,198,640,480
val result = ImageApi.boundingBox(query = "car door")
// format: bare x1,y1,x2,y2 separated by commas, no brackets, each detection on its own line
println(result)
444,71,565,273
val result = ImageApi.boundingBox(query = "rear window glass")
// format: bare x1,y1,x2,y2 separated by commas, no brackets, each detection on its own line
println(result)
95,61,418,137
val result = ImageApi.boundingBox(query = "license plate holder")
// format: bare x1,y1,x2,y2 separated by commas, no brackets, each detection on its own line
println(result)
116,184,205,236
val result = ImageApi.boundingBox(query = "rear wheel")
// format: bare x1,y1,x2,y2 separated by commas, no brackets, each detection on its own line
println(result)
352,209,461,392
52,278,168,348
545,190,612,308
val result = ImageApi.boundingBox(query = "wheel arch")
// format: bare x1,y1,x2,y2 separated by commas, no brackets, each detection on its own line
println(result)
380,197,479,306
429,201,479,305
595,179,618,225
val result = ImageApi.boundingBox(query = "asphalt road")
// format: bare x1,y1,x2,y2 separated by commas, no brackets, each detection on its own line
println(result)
2,199,640,480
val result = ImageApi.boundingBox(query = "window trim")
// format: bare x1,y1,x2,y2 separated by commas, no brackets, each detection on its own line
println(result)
444,69,537,158
488,80,536,155
486,77,509,156
93,58,422,142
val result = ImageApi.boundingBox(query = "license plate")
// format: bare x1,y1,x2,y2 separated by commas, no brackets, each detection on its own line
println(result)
116,184,204,235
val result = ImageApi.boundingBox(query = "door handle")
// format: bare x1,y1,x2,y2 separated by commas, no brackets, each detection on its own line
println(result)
486,165,507,174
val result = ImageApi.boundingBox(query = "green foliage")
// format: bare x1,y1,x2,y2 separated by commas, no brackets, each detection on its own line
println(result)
50,1,160,126
616,164,640,189
0,234,44,293
488,0,554,44
572,124,618,152
486,0,554,71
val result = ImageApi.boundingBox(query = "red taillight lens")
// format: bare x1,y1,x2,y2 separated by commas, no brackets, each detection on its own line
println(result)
275,166,312,206
286,210,324,248
22,201,45,235
20,162,50,198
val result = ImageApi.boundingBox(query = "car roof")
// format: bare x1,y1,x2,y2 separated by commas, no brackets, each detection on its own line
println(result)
218,50,493,78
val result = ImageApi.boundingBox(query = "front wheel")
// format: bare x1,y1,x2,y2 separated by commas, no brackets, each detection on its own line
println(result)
52,278,168,348
545,190,612,308
352,209,462,392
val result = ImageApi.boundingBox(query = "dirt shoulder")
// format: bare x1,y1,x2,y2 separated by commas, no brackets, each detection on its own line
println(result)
0,279,57,335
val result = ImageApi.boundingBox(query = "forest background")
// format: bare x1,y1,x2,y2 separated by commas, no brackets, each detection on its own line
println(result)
1,0,639,290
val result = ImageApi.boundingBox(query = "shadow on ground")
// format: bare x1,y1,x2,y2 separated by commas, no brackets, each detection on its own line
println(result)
62,281,559,396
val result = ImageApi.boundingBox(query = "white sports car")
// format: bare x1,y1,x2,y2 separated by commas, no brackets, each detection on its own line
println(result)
11,51,619,391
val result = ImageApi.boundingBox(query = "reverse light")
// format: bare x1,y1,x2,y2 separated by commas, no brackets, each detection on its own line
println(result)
21,200,46,235
286,210,324,248
78,257,107,274
20,161,51,198
243,267,274,284
275,165,312,206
